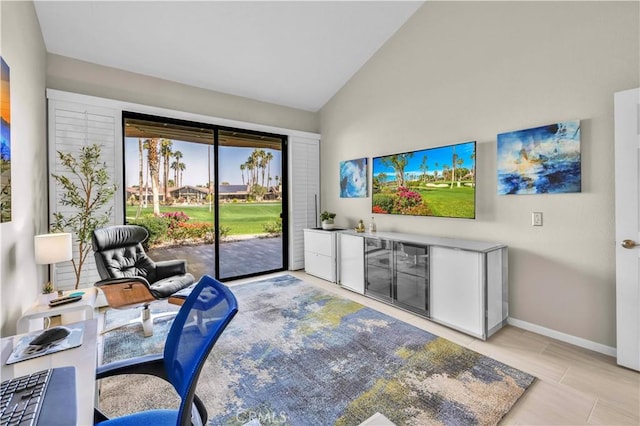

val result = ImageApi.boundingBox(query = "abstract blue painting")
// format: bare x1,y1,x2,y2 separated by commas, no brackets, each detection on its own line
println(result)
340,157,367,198
497,120,581,195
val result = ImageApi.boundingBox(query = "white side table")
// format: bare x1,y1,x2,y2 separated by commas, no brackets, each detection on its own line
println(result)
17,287,98,334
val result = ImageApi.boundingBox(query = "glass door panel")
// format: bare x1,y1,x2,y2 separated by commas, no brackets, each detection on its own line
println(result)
365,237,393,301
217,129,285,280
124,115,216,279
394,242,429,315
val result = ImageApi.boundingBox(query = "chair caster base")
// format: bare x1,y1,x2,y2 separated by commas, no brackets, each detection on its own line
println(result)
102,306,178,337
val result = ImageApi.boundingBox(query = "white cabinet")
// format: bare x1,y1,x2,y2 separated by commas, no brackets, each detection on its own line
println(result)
304,229,337,282
429,246,507,339
338,230,508,340
430,247,484,337
338,233,364,294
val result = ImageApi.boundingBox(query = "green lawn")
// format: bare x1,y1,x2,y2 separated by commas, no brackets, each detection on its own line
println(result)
126,203,281,235
417,186,475,218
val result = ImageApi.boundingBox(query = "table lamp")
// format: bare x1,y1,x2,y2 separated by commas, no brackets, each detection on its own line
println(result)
34,232,73,295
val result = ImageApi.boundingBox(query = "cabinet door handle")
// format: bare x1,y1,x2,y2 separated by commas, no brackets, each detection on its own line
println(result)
621,239,638,249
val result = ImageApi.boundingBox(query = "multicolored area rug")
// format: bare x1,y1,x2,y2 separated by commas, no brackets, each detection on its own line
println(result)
100,274,535,425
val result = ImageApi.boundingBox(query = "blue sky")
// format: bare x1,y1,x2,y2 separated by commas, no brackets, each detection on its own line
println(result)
372,141,475,178
124,138,282,187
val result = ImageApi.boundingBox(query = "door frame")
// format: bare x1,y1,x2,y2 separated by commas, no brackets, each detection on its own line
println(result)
214,125,289,281
122,111,289,281
614,87,640,371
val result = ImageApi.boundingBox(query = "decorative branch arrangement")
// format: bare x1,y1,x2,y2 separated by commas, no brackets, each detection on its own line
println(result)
51,144,117,289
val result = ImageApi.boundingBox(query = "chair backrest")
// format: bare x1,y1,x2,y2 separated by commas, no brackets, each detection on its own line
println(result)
163,275,238,425
92,225,157,282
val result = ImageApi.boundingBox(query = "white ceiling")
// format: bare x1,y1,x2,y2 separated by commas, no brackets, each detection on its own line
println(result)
34,1,423,112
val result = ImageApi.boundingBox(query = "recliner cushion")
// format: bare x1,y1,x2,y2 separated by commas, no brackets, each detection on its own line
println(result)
100,245,156,282
93,225,149,252
149,273,196,299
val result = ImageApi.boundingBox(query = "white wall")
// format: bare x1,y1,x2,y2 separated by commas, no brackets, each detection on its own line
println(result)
47,54,319,134
0,1,48,336
320,1,639,349
0,2,319,335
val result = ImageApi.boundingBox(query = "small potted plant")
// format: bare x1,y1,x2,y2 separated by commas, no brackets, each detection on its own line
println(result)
40,281,55,304
320,211,336,230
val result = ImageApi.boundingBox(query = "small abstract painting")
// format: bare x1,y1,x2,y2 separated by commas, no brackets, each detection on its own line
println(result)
340,157,367,198
497,120,581,195
1,56,10,222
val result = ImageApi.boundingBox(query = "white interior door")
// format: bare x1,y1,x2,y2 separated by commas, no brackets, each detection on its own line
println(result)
614,87,640,371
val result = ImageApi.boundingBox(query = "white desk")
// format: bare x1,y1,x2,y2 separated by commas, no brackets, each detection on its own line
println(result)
17,288,98,334
1,319,98,426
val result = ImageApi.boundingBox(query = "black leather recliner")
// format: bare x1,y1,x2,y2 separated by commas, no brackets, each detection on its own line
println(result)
92,225,195,337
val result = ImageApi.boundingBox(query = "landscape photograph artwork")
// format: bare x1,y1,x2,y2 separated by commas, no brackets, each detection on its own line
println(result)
1,57,10,223
339,157,367,198
372,142,476,219
497,120,581,195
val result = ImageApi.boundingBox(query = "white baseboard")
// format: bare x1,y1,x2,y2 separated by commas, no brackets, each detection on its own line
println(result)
507,317,616,358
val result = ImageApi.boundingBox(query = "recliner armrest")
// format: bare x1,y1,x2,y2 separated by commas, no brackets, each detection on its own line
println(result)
94,277,155,309
155,259,187,279
94,276,151,288
96,353,167,381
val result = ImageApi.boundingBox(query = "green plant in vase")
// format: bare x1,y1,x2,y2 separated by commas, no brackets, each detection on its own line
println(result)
320,210,336,229
42,281,54,294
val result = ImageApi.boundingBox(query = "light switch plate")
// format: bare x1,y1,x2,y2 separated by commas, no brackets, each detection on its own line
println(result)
532,212,543,226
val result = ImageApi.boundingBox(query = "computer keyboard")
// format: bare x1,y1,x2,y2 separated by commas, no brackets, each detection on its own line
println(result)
0,368,51,426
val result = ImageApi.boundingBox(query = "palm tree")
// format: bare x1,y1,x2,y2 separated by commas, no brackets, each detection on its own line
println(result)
171,161,179,187
381,153,413,188
137,138,144,218
420,155,428,183
177,162,186,188
160,139,173,202
434,162,439,181
456,157,464,184
245,160,254,189
265,152,273,188
471,152,476,184
255,149,268,187
146,138,161,215
173,150,183,187
450,147,458,189
246,151,260,187
240,163,246,185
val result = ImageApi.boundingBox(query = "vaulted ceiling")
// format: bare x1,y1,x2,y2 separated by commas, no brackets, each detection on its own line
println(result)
34,1,424,112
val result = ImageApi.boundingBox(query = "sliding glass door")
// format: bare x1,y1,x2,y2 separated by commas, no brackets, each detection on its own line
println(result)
217,130,286,279
123,112,287,281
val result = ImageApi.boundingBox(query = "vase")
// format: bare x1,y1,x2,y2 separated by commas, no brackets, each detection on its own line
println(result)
39,293,57,305
321,220,335,230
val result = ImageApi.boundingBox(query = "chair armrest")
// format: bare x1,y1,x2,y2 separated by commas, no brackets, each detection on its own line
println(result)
94,277,155,308
94,276,150,288
96,353,167,381
156,259,187,279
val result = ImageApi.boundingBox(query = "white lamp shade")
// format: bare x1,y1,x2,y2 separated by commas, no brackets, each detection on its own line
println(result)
34,233,73,264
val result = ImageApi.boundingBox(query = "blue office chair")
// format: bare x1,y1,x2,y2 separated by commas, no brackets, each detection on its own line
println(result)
94,275,238,426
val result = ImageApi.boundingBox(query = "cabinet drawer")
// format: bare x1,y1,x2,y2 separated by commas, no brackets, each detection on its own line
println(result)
305,251,335,282
304,231,334,256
